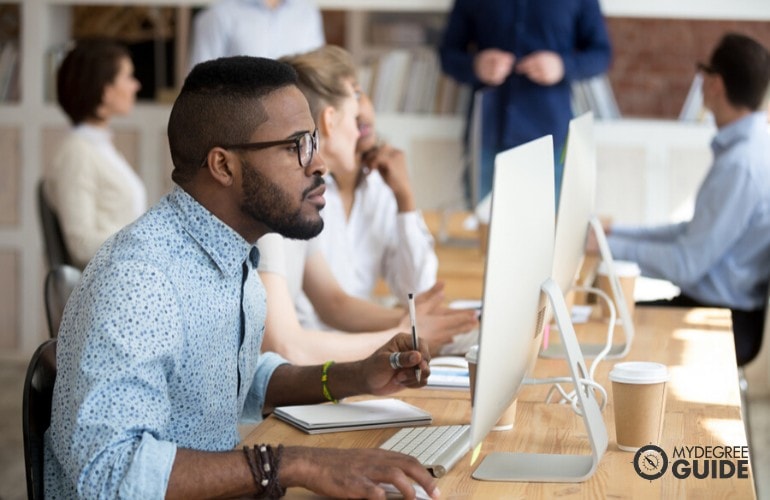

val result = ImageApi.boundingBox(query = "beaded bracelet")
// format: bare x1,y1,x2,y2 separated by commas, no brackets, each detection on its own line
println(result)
321,360,338,404
242,444,285,498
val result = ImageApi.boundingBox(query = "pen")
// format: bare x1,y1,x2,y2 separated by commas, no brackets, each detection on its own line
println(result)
407,293,421,382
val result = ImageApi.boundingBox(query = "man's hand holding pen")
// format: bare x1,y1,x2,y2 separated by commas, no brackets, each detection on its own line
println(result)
360,333,431,397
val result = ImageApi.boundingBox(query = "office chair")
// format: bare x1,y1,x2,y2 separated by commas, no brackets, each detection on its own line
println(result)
731,304,766,368
37,179,74,270
23,338,58,500
44,265,82,338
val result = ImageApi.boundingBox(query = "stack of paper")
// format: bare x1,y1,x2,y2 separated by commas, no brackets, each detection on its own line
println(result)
427,356,471,389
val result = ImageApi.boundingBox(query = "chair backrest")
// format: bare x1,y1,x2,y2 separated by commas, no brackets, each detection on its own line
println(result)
44,265,82,338
23,338,58,500
37,179,74,270
755,282,770,365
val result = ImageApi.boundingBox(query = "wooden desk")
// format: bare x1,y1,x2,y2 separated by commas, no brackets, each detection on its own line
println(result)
244,307,755,498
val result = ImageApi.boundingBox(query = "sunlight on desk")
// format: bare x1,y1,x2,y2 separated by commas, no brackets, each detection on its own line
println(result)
668,327,740,406
702,417,752,447
683,308,733,329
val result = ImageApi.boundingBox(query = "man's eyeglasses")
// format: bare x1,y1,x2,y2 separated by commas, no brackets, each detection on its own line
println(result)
206,129,319,169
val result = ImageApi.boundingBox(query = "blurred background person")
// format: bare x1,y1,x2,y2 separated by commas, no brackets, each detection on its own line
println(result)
44,39,147,269
439,0,611,206
256,46,477,364
296,46,438,330
600,33,770,366
188,0,324,70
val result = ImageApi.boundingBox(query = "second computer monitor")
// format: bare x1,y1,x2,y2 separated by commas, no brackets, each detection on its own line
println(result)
552,112,597,296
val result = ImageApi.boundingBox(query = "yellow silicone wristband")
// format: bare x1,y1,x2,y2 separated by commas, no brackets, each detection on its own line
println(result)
321,360,338,404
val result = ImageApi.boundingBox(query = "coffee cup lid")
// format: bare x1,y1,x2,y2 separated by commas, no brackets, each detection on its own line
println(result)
465,345,479,363
609,361,669,384
598,260,641,277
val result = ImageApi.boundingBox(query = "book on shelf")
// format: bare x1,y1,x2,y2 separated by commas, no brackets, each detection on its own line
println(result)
0,40,19,102
369,49,413,114
361,48,470,116
570,73,620,119
45,43,72,103
366,12,447,47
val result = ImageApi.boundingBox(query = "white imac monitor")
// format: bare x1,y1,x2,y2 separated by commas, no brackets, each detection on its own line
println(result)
470,136,607,482
551,112,596,299
541,112,635,359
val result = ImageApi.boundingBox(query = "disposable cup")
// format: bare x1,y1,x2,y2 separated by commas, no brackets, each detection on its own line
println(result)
465,345,517,431
597,260,640,320
609,361,669,452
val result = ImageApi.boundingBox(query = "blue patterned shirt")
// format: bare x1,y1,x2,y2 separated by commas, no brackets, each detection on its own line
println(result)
45,186,287,498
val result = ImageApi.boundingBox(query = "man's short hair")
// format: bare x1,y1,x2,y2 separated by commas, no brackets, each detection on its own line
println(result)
168,56,298,185
709,33,770,110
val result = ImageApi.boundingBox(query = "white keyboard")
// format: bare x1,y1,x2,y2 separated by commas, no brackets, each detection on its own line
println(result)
379,424,471,478
438,328,479,356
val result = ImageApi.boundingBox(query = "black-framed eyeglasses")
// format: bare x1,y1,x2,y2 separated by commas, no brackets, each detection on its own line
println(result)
211,129,319,169
696,62,717,75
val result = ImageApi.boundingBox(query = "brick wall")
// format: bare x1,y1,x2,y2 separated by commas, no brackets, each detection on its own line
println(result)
322,13,770,120
606,18,770,118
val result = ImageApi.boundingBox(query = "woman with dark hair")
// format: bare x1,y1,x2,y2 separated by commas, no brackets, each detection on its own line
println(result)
43,39,146,269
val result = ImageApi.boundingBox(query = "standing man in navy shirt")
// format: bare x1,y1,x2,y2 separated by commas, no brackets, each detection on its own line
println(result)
439,0,612,205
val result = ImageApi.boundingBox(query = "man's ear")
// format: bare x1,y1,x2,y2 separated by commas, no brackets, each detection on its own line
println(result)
319,105,336,137
204,147,238,187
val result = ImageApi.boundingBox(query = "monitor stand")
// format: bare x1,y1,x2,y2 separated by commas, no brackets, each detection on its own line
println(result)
540,215,635,359
472,278,608,482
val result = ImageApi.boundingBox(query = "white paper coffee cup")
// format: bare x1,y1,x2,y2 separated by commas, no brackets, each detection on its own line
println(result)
465,345,517,431
609,361,669,452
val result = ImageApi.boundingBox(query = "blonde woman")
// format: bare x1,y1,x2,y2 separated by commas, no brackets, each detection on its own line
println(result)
257,46,477,363
287,45,439,331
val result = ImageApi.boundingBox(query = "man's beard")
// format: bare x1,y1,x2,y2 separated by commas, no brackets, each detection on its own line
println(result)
241,162,324,240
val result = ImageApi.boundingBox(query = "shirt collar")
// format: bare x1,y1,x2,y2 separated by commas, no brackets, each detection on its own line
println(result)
168,186,256,278
74,123,113,143
711,111,768,154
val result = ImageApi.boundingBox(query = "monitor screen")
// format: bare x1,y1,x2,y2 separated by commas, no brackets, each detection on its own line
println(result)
469,135,555,449
551,112,597,296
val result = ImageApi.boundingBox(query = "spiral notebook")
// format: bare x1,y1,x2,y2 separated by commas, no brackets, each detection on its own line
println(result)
273,398,432,435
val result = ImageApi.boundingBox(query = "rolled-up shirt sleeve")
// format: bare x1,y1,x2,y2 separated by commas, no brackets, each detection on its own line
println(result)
243,352,289,422
48,260,182,498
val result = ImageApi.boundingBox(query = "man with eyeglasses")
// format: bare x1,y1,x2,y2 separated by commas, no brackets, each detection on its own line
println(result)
598,33,770,367
45,56,440,499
